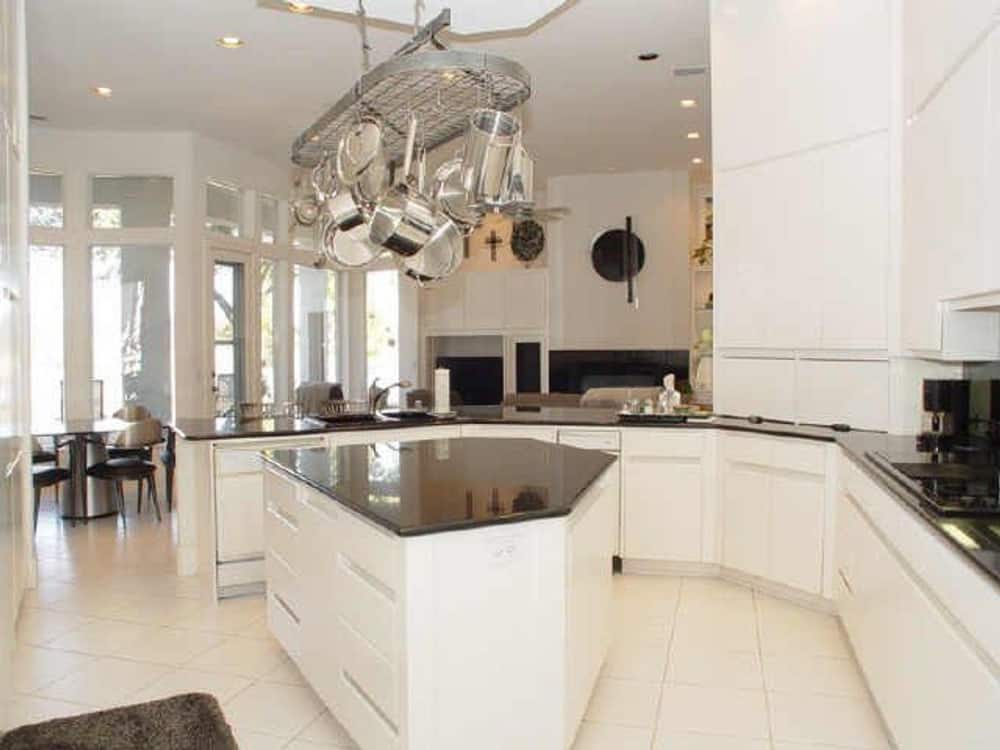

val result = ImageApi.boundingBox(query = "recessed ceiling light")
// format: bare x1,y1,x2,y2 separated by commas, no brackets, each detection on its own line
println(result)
286,1,314,12
680,99,697,108
686,131,701,140
691,157,703,165
637,52,660,62
216,36,245,49
92,86,113,98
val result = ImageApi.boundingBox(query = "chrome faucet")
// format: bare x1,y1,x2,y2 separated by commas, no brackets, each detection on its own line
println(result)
369,378,412,412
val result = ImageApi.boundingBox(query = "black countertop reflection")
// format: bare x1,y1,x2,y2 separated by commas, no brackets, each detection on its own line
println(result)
261,437,616,537
838,431,1000,586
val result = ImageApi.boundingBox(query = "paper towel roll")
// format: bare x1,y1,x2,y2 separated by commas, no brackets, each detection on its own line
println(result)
434,368,451,414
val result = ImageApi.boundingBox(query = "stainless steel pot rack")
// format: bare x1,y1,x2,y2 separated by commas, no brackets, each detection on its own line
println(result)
291,9,532,168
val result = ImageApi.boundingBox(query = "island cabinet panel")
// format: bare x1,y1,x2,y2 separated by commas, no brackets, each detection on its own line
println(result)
621,430,708,563
835,489,1000,749
459,423,557,442
720,434,829,595
262,457,617,750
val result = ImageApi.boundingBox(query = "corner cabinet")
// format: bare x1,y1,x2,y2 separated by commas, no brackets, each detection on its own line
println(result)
720,433,832,596
620,429,715,564
836,461,1000,749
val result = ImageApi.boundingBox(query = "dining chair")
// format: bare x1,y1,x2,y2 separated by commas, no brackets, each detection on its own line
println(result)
87,419,163,526
110,404,154,461
32,464,70,531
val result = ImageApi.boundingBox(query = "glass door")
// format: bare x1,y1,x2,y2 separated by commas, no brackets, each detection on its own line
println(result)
213,260,246,416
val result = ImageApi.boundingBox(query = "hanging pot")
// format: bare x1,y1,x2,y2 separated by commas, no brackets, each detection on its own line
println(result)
401,215,463,283
505,143,534,204
461,108,521,206
336,116,390,206
433,156,482,235
320,217,383,268
311,154,337,201
369,115,437,257
292,192,321,227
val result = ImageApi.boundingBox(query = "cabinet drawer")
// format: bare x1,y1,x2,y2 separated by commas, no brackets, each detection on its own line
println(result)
266,549,300,616
558,429,620,452
337,618,398,726
265,503,301,574
216,474,265,562
335,555,396,661
623,429,703,458
722,434,772,466
267,588,302,659
336,668,399,750
770,439,826,475
338,512,400,596
215,449,262,476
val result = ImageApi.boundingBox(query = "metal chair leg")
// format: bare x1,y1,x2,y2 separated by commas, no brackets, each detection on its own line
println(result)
137,478,143,514
165,462,174,513
33,487,41,532
116,481,127,529
149,475,162,523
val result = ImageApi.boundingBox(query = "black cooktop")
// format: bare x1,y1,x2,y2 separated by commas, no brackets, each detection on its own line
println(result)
869,442,1000,517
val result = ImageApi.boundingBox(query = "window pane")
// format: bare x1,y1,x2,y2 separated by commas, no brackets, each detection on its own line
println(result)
206,180,242,237
29,172,63,228
260,259,277,404
91,244,174,420
91,175,174,228
366,270,399,404
291,221,317,250
293,265,337,389
29,245,64,423
213,261,245,415
260,195,278,244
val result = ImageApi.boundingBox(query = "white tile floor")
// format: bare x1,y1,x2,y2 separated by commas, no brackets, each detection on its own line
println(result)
12,500,892,749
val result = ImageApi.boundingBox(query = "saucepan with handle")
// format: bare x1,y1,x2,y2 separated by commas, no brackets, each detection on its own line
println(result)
461,108,521,206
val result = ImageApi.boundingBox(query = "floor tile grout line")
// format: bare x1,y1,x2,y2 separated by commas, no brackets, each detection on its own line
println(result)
648,577,685,749
751,588,776,749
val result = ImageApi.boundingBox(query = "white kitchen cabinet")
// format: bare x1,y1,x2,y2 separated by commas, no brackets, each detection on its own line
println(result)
420,269,547,334
216,473,265,562
621,430,708,563
836,490,1000,749
721,462,770,578
460,423,556,442
721,434,828,595
714,356,796,422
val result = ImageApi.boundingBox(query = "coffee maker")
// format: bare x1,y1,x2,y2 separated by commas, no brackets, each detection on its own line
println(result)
919,379,970,453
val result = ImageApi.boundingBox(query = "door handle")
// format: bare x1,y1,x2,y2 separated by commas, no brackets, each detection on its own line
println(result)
4,449,24,479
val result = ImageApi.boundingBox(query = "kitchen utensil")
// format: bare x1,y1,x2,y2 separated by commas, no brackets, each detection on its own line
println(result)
506,143,534,203
292,193,321,226
334,226,384,267
401,214,463,283
370,115,438,257
311,154,337,200
335,116,390,206
461,108,521,205
433,156,482,234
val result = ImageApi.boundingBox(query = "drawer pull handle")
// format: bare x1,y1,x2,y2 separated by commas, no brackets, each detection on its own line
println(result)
272,591,300,624
837,568,853,595
342,669,398,735
268,504,299,532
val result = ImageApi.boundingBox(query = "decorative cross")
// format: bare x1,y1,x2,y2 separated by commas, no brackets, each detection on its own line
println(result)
484,229,504,262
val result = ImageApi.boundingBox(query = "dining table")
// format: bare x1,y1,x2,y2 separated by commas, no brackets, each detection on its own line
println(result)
32,417,130,520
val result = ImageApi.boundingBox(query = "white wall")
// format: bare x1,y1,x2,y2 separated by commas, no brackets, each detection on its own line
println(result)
710,0,894,431
545,170,691,350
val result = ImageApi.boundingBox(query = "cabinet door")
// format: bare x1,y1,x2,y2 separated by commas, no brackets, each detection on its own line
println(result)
768,472,825,593
503,269,547,330
623,457,703,562
721,463,770,578
421,275,463,330
463,272,504,330
216,473,265,561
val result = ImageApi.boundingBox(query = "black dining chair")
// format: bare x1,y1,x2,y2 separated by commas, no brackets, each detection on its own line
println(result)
87,419,163,526
160,426,175,513
31,438,70,530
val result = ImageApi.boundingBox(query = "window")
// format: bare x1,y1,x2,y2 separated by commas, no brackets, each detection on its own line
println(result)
91,175,174,228
29,245,65,423
260,258,277,404
29,172,63,228
206,180,242,237
91,245,174,420
213,261,246,415
259,195,278,244
293,265,338,388
366,270,399,402
291,221,317,251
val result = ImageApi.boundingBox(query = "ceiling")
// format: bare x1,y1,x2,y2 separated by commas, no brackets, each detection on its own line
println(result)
26,0,711,179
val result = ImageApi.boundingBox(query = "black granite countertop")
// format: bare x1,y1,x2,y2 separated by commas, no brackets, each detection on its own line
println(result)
837,432,1000,586
261,437,616,536
172,407,841,442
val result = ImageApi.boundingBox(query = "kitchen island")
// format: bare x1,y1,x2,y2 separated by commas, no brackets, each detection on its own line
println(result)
259,437,618,750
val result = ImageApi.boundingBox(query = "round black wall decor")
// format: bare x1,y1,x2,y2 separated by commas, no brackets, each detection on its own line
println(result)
591,228,646,282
